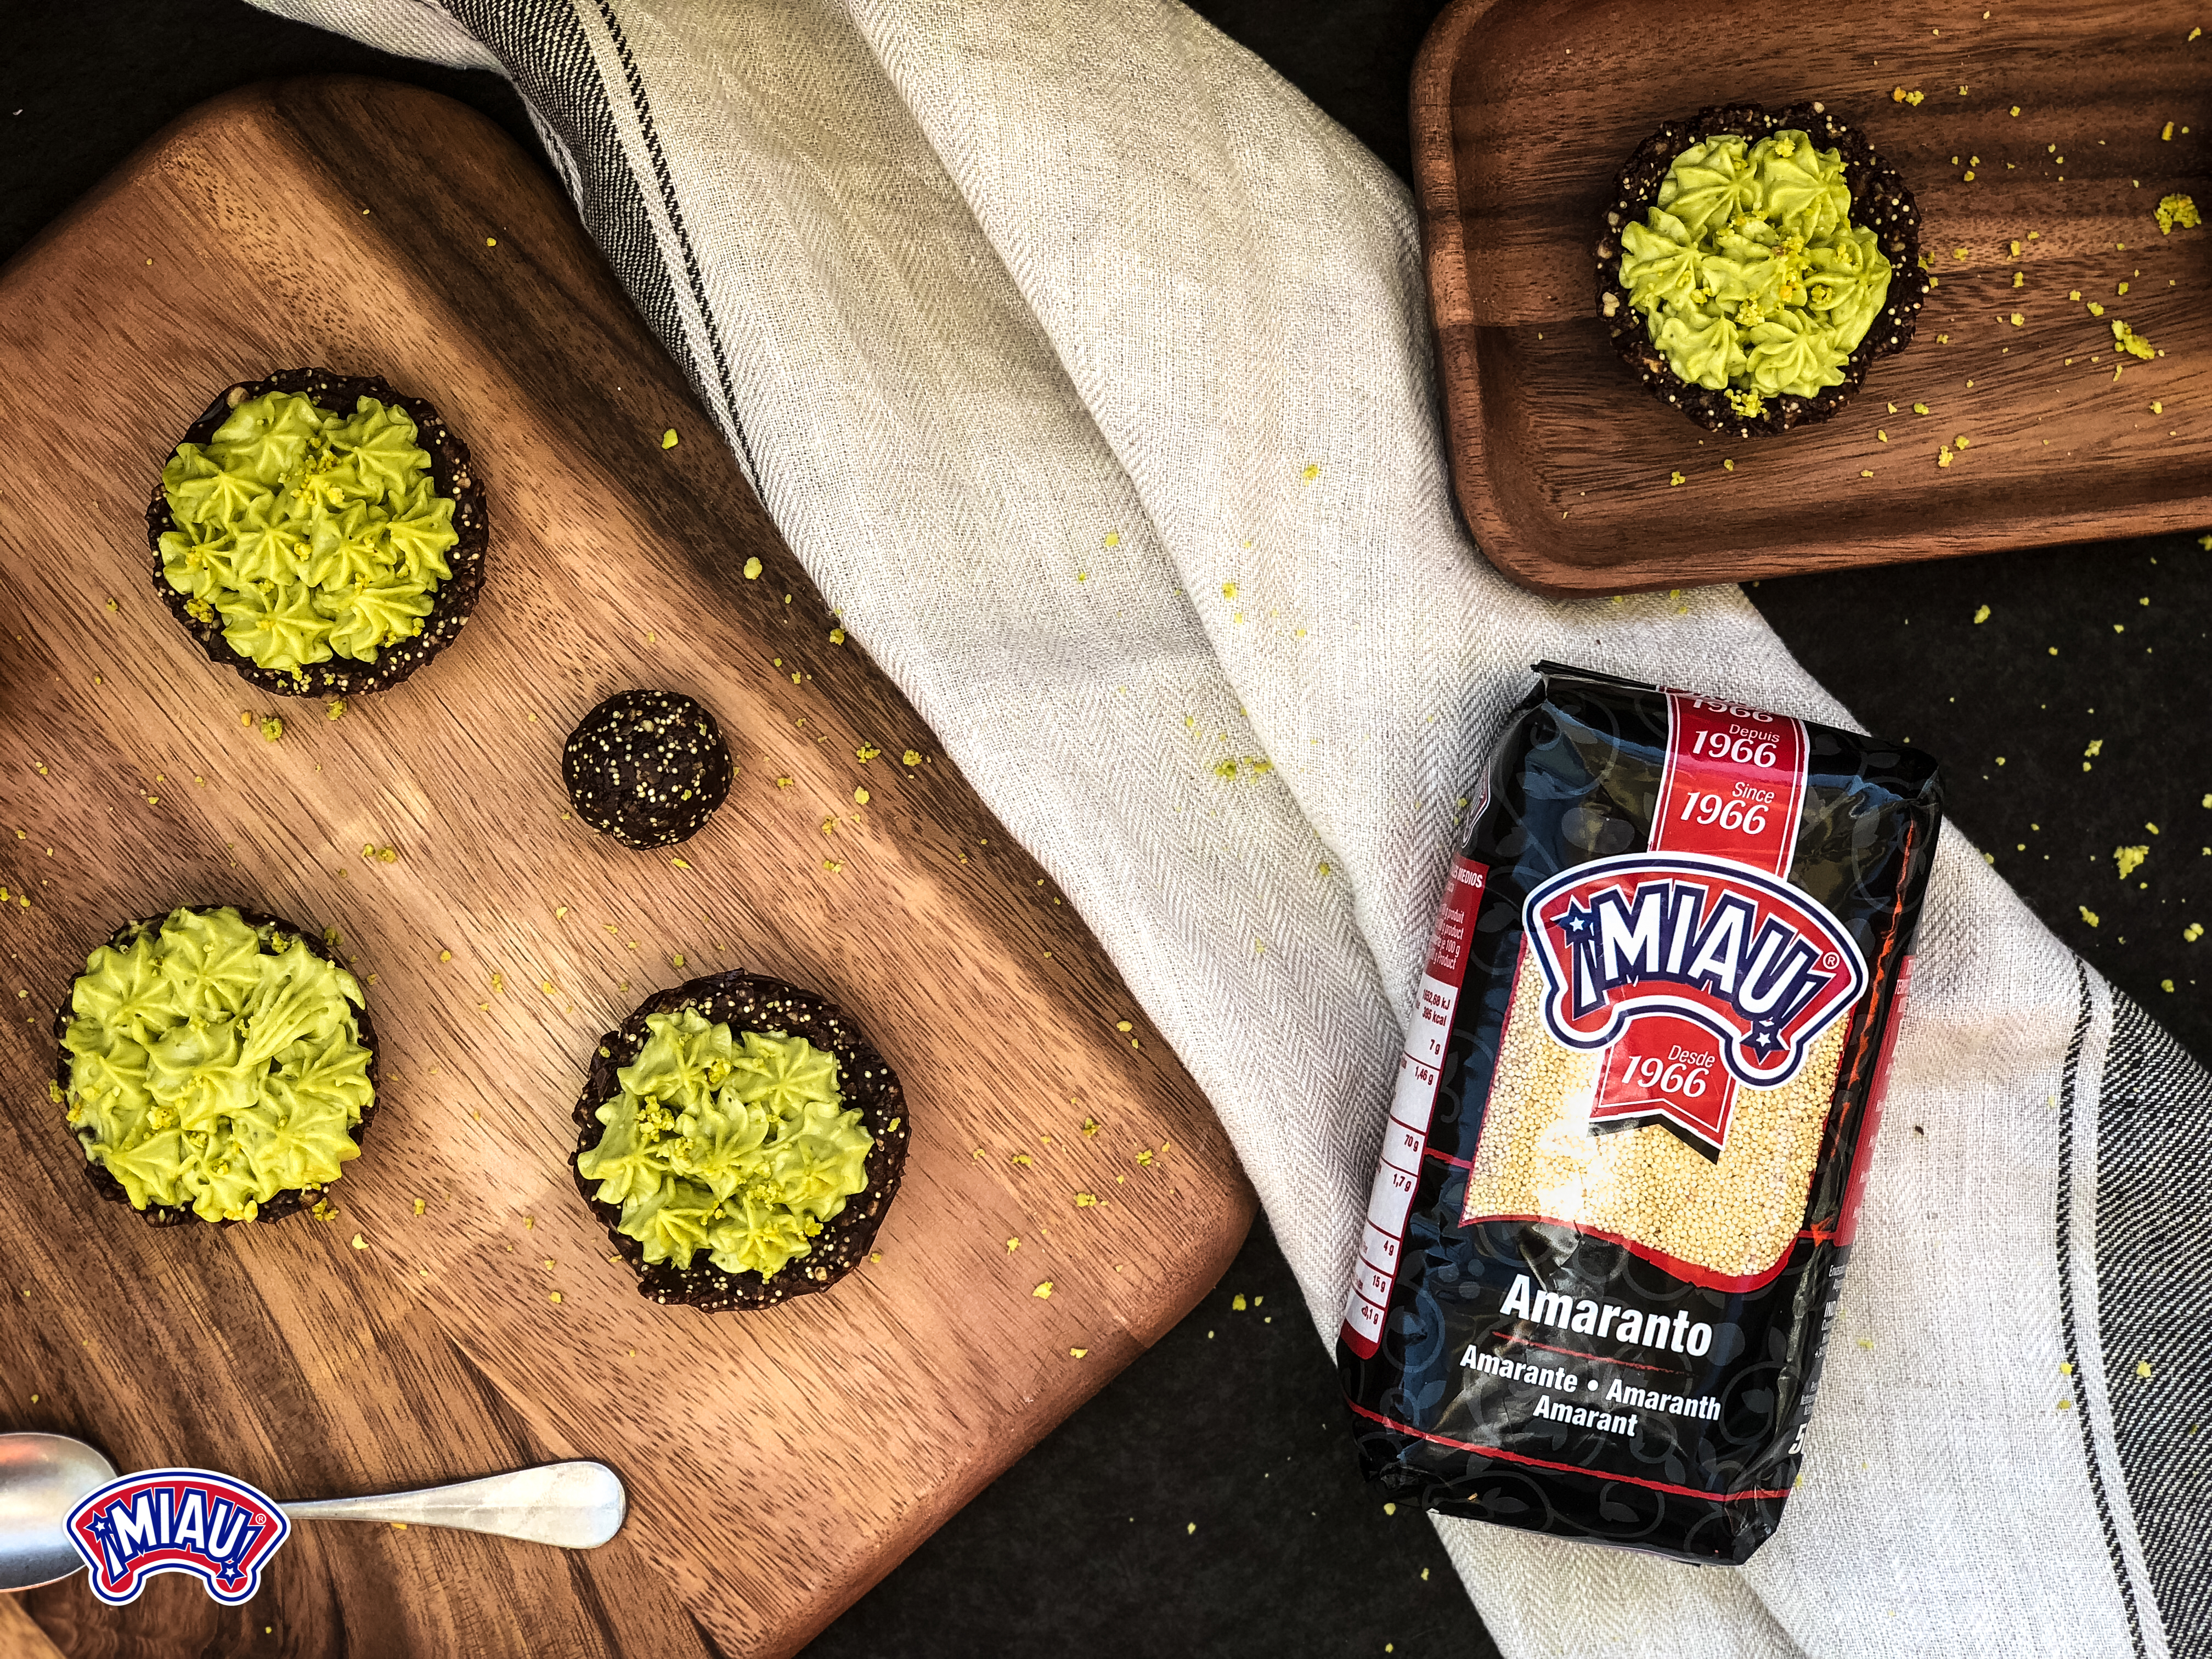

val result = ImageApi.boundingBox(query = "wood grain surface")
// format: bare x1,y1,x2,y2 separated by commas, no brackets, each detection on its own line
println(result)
1412,0,2211,594
0,77,1255,1657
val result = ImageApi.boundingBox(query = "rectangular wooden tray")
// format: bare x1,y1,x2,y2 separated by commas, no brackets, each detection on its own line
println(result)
0,77,1253,1658
1412,0,2211,594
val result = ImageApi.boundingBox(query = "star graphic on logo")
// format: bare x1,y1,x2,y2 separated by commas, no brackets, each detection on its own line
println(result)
1746,1016,1785,1058
1560,901,1596,940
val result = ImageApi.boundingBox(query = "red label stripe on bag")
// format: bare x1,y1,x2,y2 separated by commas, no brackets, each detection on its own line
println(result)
1581,691,1813,1158
1341,856,1488,1360
1652,691,1807,877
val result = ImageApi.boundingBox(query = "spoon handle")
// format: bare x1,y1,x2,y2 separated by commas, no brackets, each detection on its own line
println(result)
279,1461,624,1549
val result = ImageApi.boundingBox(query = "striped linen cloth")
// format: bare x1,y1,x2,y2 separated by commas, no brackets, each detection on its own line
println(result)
247,2,2211,1652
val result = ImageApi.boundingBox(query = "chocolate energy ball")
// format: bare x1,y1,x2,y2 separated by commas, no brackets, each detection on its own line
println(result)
571,972,909,1311
562,689,733,849
146,367,487,698
1595,101,1928,437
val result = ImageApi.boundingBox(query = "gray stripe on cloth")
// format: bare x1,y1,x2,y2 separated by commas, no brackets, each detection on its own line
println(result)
2094,992,2212,1657
433,0,758,483
2057,957,2153,1659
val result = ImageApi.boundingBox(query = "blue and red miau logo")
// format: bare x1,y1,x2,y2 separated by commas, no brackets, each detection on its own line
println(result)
1523,851,1868,1097
66,1468,290,1606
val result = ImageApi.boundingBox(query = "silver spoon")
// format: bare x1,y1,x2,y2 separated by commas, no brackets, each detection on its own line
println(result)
1,1434,625,1592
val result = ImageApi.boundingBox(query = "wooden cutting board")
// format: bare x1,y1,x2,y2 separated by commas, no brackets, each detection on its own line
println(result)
0,77,1254,1657
1412,0,2211,594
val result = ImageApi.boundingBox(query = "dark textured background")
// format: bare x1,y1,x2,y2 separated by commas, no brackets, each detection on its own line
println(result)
5,2,2205,1655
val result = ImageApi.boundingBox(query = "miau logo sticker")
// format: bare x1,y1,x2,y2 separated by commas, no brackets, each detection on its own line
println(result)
66,1468,290,1606
1523,851,1868,1092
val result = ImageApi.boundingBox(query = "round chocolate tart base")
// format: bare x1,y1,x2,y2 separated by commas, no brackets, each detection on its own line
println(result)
562,689,733,849
51,906,381,1228
1595,101,1929,437
144,366,488,698
571,972,909,1312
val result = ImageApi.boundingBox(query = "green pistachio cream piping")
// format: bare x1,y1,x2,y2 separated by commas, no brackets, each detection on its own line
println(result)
158,391,459,674
61,907,373,1222
577,1008,874,1279
1617,131,1893,406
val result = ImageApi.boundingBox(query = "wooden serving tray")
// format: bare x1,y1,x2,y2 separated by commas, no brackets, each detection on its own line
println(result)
1412,0,2211,594
0,78,1252,1657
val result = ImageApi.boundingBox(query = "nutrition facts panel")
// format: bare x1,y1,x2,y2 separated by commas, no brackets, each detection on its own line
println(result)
1340,855,1487,1359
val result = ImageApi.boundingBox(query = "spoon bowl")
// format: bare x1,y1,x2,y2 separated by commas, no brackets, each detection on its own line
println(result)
0,1433,118,1592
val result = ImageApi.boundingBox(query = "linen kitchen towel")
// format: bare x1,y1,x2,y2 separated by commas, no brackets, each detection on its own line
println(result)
244,2,2212,1653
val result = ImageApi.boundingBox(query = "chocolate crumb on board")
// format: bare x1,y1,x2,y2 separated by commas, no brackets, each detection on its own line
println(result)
144,368,488,697
571,972,909,1311
562,689,734,848
1595,102,1930,437
51,906,381,1228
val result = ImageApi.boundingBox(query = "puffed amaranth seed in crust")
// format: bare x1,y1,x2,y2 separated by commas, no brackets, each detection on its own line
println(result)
571,972,908,1311
1595,101,1929,437
562,689,733,849
145,366,488,697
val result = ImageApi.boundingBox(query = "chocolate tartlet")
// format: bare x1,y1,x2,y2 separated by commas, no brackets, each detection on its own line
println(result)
562,689,733,849
53,905,380,1228
1596,101,1928,437
571,972,907,1311
146,366,487,698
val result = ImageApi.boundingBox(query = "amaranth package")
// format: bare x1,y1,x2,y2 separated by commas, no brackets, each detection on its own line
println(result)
1339,663,1942,1564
